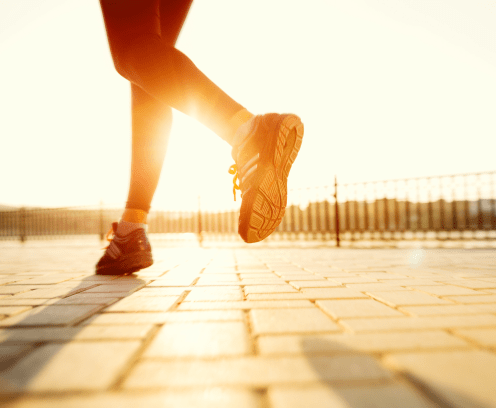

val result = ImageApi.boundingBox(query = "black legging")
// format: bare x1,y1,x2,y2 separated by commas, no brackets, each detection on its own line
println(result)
100,0,245,212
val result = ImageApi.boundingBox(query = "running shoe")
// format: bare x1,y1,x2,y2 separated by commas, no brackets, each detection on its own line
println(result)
229,113,304,243
95,222,153,275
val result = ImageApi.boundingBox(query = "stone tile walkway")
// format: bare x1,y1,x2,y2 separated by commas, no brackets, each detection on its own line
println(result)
0,241,495,407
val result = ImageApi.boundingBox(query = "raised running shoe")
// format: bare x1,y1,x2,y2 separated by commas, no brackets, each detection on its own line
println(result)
229,113,304,243
95,222,153,275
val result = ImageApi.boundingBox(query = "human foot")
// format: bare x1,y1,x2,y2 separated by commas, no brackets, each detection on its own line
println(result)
229,113,304,243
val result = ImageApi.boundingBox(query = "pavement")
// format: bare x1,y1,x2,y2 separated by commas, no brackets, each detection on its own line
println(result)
0,240,496,407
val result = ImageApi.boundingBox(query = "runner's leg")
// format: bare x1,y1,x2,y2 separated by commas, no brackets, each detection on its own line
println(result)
125,0,194,216
124,85,171,217
99,0,251,145
98,0,303,250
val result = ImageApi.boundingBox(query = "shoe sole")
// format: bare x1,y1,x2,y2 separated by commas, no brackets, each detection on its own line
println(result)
95,252,153,275
239,114,304,243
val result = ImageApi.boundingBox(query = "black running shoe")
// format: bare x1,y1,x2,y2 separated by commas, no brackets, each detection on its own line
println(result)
229,113,304,243
95,222,153,275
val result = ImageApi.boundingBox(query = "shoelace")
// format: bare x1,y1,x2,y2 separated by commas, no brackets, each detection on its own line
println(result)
228,164,241,201
102,222,118,249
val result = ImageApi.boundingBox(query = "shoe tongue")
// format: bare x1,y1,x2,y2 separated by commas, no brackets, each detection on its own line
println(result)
231,116,257,161
116,220,147,236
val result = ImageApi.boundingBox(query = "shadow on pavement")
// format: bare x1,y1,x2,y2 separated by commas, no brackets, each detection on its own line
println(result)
302,337,492,408
0,273,146,403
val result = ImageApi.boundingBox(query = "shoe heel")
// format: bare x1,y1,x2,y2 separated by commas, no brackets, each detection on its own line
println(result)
275,115,304,178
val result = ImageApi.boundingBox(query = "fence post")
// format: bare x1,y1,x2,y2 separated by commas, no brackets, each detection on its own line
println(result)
197,196,203,247
19,207,26,242
334,176,340,247
99,201,105,241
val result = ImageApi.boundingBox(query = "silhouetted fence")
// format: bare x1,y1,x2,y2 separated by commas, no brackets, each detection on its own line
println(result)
1,171,495,244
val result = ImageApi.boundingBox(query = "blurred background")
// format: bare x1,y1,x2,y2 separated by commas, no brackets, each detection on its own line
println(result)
1,0,495,243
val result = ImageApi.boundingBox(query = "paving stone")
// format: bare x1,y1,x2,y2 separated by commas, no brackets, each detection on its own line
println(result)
257,331,469,355
191,282,243,287
344,283,411,292
3,390,262,408
317,299,403,318
438,279,496,289
45,281,100,289
124,355,392,388
12,275,82,285
250,308,340,335
243,285,298,294
330,277,380,284
62,275,117,282
453,328,496,347
197,274,239,281
202,269,237,274
184,289,243,301
268,383,434,408
316,273,358,279
239,273,277,279
51,295,118,306
177,300,313,311
367,291,451,306
113,276,154,284
381,279,444,286
0,286,42,295
0,325,153,342
0,345,33,370
83,284,145,294
472,303,496,313
83,312,171,325
290,280,343,289
342,267,389,272
384,350,496,408
247,293,310,300
240,279,286,285
336,383,436,407
445,295,496,304
0,305,103,327
277,275,326,281
409,285,482,296
83,310,244,325
144,322,249,358
103,296,179,312
341,314,496,332
10,286,91,299
484,289,496,294
270,269,304,275
145,279,198,287
304,268,344,274
398,305,487,316
0,306,32,317
0,298,60,306
0,341,141,392
268,384,350,408
300,288,368,299
133,287,186,296
69,292,130,298
356,272,406,278
159,310,244,322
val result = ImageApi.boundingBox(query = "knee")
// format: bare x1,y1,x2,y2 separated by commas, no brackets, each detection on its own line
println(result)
110,34,163,81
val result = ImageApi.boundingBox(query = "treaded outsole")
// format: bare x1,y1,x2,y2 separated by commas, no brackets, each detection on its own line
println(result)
95,252,153,275
240,115,304,243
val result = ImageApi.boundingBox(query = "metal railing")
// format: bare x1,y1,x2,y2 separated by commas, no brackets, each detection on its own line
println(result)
1,171,495,244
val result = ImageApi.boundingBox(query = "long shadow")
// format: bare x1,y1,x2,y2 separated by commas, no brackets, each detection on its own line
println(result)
0,273,146,404
302,337,493,408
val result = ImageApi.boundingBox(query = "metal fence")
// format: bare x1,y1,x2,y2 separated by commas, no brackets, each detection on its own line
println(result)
1,171,495,244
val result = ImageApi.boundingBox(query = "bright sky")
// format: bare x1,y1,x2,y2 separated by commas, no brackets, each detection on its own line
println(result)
1,0,495,210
